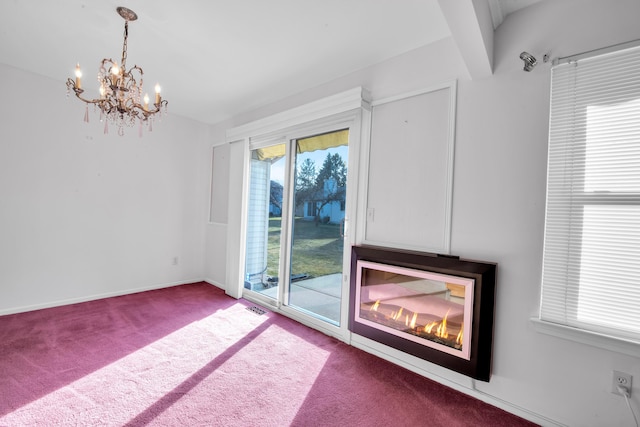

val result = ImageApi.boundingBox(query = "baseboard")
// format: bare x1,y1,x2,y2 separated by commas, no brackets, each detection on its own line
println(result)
0,278,206,316
203,278,226,291
350,334,565,427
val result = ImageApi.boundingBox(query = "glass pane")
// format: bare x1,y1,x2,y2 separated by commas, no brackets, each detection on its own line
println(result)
355,260,473,360
576,204,640,336
585,98,640,192
287,131,348,325
244,144,286,299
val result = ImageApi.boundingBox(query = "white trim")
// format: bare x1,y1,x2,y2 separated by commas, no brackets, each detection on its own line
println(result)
224,138,250,299
362,81,457,254
355,107,373,247
240,114,364,333
530,318,640,358
230,87,369,338
251,115,357,148
443,80,457,254
210,140,228,148
226,87,371,142
207,221,227,227
350,333,566,427
208,145,216,223
370,80,456,107
0,279,208,316
226,88,371,303
203,278,226,290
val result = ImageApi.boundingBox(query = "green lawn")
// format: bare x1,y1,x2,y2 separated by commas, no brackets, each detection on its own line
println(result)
267,217,343,278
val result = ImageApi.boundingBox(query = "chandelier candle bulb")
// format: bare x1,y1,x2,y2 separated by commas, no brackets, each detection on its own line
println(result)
74,64,82,89
155,84,161,104
143,93,150,111
110,64,120,86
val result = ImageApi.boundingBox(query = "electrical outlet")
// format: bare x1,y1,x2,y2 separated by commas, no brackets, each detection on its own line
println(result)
612,371,632,396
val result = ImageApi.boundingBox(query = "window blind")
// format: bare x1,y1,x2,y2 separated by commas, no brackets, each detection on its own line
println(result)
540,44,640,342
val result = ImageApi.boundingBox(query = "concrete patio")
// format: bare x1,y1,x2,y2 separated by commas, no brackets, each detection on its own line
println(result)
258,273,342,323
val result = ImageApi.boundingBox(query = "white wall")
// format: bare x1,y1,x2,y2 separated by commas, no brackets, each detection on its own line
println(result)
0,64,209,314
204,1,640,425
466,1,640,425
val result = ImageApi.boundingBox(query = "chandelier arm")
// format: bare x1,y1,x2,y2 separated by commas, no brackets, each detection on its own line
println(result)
135,102,166,115
100,58,117,75
122,71,141,92
128,65,144,81
66,79,104,105
76,94,105,105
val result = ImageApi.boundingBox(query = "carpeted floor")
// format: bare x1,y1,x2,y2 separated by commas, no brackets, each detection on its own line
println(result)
0,282,537,426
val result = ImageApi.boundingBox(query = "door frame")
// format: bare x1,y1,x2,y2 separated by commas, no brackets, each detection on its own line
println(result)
279,125,354,328
225,88,371,343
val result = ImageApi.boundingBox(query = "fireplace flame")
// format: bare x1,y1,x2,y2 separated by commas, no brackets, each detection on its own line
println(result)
424,321,436,334
436,309,450,339
370,300,380,311
456,322,464,345
410,312,418,329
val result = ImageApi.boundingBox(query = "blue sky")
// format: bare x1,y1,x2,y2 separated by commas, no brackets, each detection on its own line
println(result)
271,145,348,184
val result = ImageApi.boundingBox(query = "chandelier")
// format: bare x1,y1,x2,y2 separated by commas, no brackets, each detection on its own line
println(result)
66,6,168,136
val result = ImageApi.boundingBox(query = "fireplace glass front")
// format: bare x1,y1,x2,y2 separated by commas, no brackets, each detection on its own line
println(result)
355,260,474,360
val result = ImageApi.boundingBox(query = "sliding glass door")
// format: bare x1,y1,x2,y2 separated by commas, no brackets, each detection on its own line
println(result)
244,129,350,326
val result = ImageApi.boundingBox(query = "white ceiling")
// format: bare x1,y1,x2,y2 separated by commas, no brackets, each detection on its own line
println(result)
0,0,539,125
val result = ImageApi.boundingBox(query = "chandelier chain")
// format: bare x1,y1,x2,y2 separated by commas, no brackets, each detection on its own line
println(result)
121,21,128,70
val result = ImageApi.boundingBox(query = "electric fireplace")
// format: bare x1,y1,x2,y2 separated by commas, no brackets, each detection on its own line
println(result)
349,245,497,381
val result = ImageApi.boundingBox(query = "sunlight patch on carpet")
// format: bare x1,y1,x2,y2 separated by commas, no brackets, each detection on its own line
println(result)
0,302,330,426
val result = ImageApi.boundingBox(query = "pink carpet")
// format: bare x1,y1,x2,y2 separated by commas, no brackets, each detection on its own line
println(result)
0,282,536,426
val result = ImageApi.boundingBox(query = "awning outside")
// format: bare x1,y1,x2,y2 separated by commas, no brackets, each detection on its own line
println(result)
255,129,348,161
255,144,286,161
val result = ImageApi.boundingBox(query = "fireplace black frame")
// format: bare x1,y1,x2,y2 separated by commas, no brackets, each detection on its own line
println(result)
349,245,497,381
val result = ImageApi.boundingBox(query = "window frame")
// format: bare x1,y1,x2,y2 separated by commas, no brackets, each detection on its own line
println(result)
535,41,640,354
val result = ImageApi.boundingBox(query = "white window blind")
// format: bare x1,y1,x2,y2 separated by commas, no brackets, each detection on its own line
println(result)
540,43,640,342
